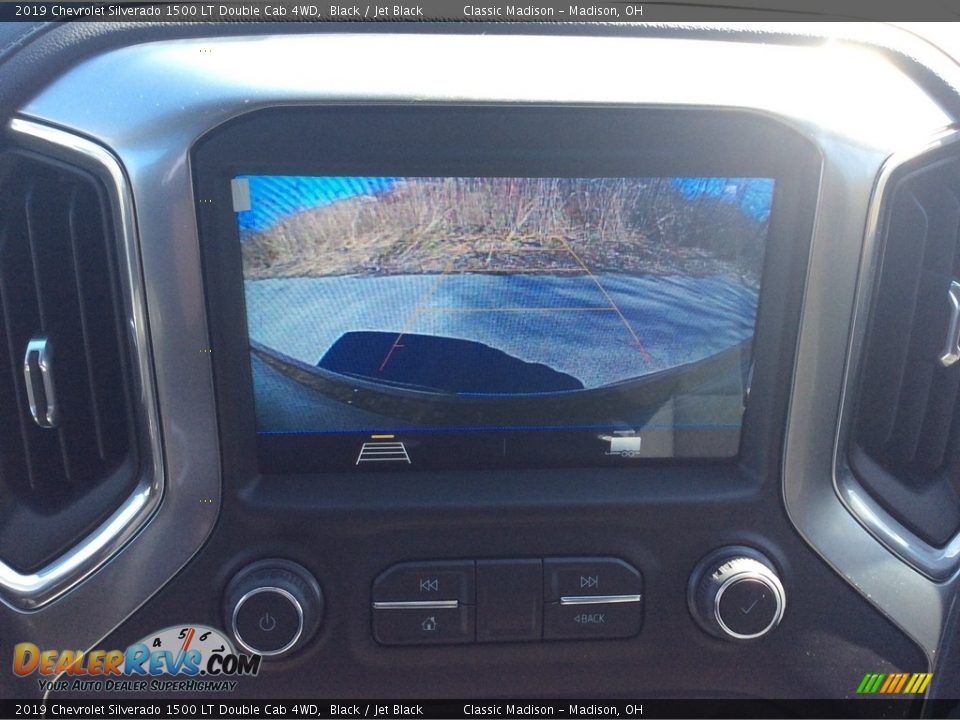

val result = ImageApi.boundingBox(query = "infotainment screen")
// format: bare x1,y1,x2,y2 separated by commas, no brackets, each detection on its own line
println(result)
233,175,774,471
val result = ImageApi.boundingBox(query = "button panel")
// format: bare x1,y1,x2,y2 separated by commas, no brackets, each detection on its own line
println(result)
371,557,642,645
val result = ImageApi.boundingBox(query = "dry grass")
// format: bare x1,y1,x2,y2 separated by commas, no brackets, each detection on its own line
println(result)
241,178,764,286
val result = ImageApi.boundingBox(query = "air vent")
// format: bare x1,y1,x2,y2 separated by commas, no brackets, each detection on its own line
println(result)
851,153,960,548
0,150,138,573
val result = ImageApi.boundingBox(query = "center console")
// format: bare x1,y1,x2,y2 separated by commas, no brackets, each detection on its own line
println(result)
156,102,924,698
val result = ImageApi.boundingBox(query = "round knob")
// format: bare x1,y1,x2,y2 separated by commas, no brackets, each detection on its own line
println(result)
688,547,785,641
224,559,323,658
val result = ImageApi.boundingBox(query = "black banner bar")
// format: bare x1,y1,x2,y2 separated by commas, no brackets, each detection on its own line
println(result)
0,0,957,22
2,698,952,720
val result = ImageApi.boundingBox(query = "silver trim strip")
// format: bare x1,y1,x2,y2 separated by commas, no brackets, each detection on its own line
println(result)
232,587,304,657
834,127,960,582
373,600,460,610
939,280,960,367
23,335,58,429
713,571,785,640
0,119,165,611
784,125,960,662
559,594,642,605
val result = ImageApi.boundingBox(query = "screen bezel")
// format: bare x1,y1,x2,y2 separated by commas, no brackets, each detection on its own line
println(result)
193,104,820,481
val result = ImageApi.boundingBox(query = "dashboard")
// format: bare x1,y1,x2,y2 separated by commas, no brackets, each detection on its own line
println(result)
1,18,960,712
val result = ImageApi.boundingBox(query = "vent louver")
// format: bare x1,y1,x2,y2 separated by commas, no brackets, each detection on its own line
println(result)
852,154,960,548
0,150,138,573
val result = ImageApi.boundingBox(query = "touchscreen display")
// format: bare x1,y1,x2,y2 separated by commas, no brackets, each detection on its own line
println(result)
233,175,774,471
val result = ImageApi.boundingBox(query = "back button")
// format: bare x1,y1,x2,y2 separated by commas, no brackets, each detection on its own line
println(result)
544,600,642,640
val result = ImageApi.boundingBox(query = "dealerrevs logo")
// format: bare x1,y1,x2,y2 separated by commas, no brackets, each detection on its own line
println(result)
12,624,260,693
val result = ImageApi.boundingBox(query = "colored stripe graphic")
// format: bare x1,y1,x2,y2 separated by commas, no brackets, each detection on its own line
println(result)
857,672,932,694
904,674,921,694
858,674,875,694
887,673,908,693
892,673,910,693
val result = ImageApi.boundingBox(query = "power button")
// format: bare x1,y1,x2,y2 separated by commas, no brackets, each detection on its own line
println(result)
224,559,323,658
234,588,302,655
259,612,278,632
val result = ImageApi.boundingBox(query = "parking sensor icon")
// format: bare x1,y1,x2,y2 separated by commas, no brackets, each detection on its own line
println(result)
356,435,411,464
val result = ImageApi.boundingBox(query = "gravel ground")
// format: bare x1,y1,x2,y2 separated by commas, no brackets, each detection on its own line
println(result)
245,272,758,390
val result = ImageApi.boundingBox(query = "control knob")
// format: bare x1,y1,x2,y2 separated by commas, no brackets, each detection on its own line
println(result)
224,559,323,657
688,547,785,641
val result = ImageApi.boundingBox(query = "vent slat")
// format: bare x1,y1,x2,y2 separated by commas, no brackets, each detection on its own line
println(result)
852,155,960,548
0,150,139,573
911,184,960,470
916,366,960,470
0,151,134,520
68,187,108,461
8,176,68,498
70,181,130,466
944,392,960,483
37,178,100,486
0,224,32,496
891,361,934,465
25,173,79,488
858,191,928,450
891,185,960,464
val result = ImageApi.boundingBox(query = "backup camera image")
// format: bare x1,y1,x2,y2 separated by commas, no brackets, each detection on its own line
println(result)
234,175,774,467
